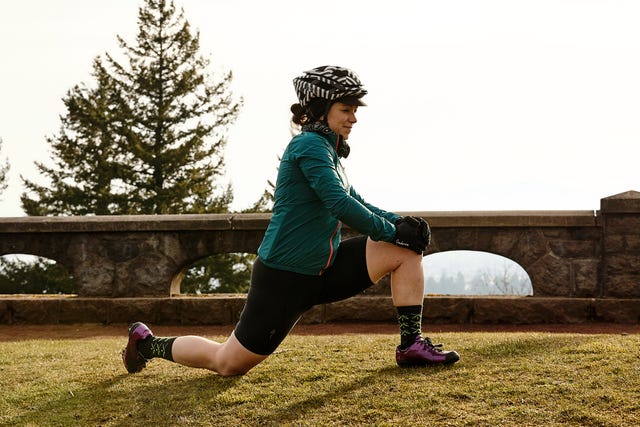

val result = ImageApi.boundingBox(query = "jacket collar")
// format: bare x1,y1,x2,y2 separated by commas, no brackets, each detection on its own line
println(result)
301,122,350,158
302,122,336,140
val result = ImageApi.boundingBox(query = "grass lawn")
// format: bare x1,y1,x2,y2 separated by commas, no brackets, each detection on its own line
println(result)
1,329,639,426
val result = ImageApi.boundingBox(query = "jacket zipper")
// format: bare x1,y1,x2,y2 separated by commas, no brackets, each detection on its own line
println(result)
319,221,341,275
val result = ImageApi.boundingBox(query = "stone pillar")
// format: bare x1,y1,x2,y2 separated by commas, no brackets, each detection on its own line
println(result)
600,190,640,297
68,232,186,297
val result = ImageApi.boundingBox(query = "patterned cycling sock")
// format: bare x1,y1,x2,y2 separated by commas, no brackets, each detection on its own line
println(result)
137,336,176,362
396,305,423,350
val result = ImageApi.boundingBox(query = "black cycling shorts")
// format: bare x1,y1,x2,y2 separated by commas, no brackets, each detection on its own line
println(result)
234,236,374,355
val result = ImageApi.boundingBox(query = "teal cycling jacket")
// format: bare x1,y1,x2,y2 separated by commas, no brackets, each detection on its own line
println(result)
257,128,400,276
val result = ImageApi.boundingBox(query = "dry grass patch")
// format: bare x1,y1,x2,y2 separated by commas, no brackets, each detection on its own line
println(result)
1,331,639,426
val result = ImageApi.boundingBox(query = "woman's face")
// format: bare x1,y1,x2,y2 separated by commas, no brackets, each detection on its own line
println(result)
326,102,358,140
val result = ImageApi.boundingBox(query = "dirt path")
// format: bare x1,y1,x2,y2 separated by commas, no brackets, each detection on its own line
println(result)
1,322,638,342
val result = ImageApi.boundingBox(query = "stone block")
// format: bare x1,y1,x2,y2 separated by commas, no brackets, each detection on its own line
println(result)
604,275,640,298
604,235,626,253
154,234,185,264
107,298,171,324
431,229,466,252
604,235,640,253
592,299,640,323
423,297,473,323
604,254,640,273
473,297,591,324
528,254,571,296
0,300,11,323
58,298,109,324
603,254,640,297
603,215,640,234
154,297,183,324
324,297,396,322
508,230,549,268
622,235,640,251
549,240,597,258
10,298,61,324
541,228,573,239
177,297,235,325
228,297,247,324
114,252,176,297
572,260,600,297
471,297,592,324
486,229,514,247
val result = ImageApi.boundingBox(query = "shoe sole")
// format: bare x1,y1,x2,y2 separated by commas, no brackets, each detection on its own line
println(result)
122,322,152,373
397,352,461,368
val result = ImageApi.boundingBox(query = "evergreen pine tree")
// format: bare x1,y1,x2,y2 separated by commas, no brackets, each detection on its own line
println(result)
106,0,240,214
22,0,240,215
21,59,130,215
17,0,249,294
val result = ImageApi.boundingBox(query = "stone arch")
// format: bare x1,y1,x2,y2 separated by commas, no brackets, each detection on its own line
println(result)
423,250,533,296
0,253,75,294
428,227,561,296
0,236,73,267
0,210,605,297
174,252,255,295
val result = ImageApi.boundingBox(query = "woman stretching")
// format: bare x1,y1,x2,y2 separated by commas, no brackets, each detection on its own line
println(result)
122,65,460,376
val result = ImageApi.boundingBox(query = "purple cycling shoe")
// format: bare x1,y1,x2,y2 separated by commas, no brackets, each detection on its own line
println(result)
122,322,153,373
396,336,460,367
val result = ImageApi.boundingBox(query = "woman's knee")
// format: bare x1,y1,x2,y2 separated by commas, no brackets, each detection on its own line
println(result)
213,333,268,376
215,361,252,377
366,239,422,280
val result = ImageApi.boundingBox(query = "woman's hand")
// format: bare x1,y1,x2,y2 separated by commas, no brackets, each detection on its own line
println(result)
393,216,431,254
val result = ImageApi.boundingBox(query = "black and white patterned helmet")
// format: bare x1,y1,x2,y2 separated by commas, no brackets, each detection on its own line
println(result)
293,65,367,107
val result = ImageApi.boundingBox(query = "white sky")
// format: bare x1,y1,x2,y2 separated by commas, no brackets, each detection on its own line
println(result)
1,0,639,217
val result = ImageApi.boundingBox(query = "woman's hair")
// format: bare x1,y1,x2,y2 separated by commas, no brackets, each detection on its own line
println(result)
290,103,307,126
290,98,330,126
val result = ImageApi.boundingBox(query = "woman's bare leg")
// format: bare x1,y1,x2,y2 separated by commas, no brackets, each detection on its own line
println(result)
365,237,460,365
171,332,268,377
365,238,424,304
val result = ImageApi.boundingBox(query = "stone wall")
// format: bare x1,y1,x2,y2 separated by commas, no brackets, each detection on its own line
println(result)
1,191,639,324
2,295,639,325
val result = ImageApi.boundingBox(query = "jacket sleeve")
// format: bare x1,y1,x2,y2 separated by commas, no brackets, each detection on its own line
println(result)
295,136,397,242
349,186,401,224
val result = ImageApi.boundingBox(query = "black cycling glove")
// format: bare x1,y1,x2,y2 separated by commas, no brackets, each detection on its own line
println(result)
393,216,431,254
